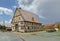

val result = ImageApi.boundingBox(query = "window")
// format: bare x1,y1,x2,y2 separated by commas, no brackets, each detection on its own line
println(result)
28,27,29,29
32,23,34,25
19,17,20,20
32,27,34,29
13,27,14,29
21,26,24,29
21,22,23,24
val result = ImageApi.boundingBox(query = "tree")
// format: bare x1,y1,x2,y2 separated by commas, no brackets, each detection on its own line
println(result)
0,25,6,31
57,24,60,30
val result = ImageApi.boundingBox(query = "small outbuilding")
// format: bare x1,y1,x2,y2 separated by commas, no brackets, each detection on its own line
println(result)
6,27,12,31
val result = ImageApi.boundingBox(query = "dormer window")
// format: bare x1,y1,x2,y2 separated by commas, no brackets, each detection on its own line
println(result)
32,17,34,21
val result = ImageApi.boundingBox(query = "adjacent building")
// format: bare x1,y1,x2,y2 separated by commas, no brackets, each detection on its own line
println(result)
11,8,42,32
44,24,58,31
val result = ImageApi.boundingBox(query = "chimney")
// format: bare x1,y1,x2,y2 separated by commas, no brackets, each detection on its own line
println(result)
16,7,22,9
19,8,21,9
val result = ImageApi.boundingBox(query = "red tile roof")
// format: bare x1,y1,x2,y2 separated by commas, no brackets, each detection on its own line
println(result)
44,24,58,28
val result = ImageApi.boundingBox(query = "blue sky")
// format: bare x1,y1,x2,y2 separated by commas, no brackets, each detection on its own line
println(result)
0,0,17,26
0,0,60,27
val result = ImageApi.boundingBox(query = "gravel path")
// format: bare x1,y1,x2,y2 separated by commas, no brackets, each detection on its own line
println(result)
0,32,22,41
16,32,60,41
0,32,60,41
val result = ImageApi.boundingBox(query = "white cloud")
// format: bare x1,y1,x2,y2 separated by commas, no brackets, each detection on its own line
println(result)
0,19,11,27
0,7,13,26
5,19,12,27
0,7,13,15
17,0,46,19
13,6,17,9
0,21,3,25
17,0,60,23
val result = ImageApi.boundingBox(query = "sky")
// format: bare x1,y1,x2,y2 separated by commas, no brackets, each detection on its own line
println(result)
0,0,60,27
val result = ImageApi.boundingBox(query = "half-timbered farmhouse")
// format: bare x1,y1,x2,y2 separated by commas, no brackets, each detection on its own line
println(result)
11,8,42,32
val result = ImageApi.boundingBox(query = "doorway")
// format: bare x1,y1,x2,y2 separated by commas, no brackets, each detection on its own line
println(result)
15,24,19,31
